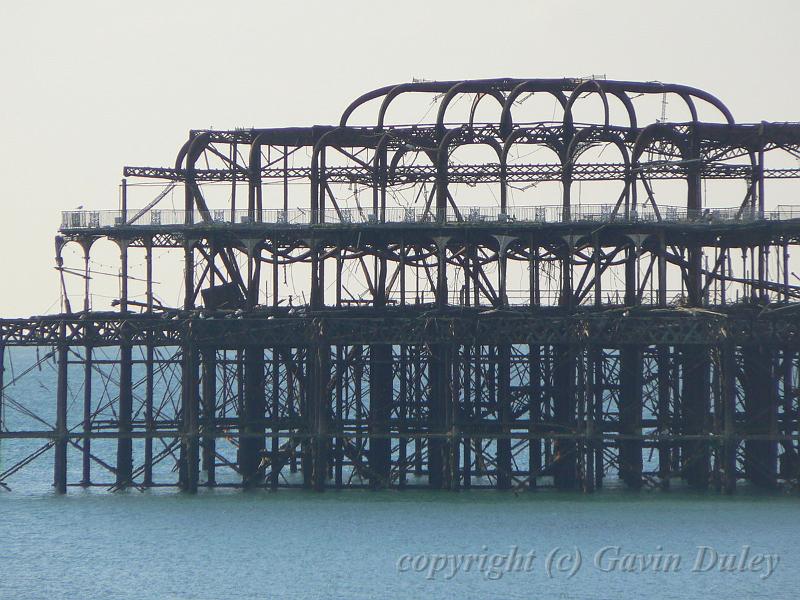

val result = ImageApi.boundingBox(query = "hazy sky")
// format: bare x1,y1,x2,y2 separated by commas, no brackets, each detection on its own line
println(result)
0,0,798,316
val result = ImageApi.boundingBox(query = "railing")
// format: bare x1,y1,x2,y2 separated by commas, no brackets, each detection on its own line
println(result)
60,204,800,230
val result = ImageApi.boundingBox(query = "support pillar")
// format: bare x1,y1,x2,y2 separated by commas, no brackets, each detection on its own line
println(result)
656,346,671,488
681,156,710,488
81,346,92,485
184,242,194,310
413,346,423,477
462,346,472,489
270,347,281,490
369,251,392,488
179,344,199,493
619,244,643,488
496,345,512,489
369,344,392,488
721,342,737,493
116,340,133,488
742,344,777,487
201,348,216,485
780,349,798,481
428,343,451,489
681,345,710,488
308,343,330,491
398,345,408,489
590,347,604,490
145,240,153,312
54,343,68,494
584,348,600,491
553,235,577,489
429,237,451,488
241,346,265,488
528,238,542,490
143,343,154,487
619,346,643,489
553,344,577,489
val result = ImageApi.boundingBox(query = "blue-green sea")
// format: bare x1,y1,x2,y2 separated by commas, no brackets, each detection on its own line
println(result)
0,488,798,599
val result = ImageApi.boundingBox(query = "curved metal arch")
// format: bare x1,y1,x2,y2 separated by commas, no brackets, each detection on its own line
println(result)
566,126,631,167
569,83,639,131
438,127,505,160
309,126,345,219
181,132,211,172
249,240,316,264
683,126,760,213
631,123,692,163
395,244,438,266
469,93,503,127
56,235,97,261
500,126,567,211
592,82,700,126
435,126,505,218
370,130,429,219
181,132,212,217
340,78,734,132
742,148,759,213
631,123,697,216
434,81,506,134
337,245,390,261
247,131,269,217
309,126,383,220
341,78,517,128
499,80,569,136
609,90,638,131
174,137,195,171
371,131,394,219
564,80,611,132
566,127,634,216
501,126,566,164
605,81,734,125
376,82,449,130
386,125,496,179
447,242,505,264
174,131,211,211
339,84,399,127
387,140,438,182
678,86,733,124
677,91,699,123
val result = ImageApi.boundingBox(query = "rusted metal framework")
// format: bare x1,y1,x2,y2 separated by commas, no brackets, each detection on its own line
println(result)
3,77,800,493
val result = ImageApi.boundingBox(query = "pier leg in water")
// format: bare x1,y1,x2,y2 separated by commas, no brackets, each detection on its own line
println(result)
241,346,265,489
681,345,710,489
54,343,68,494
369,344,392,488
553,343,577,490
619,346,643,489
742,344,778,488
201,347,217,486
179,345,200,493
116,341,133,489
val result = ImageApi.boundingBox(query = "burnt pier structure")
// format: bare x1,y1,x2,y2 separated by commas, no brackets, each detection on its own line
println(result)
2,78,800,492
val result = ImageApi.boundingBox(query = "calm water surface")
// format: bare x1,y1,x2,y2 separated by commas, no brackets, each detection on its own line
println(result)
0,486,798,599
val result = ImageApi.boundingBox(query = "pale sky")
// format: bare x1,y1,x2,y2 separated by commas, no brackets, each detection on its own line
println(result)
1,0,798,316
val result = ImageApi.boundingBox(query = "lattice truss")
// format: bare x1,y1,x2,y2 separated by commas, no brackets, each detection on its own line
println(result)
4,78,800,493
2,337,800,491
50,77,800,315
